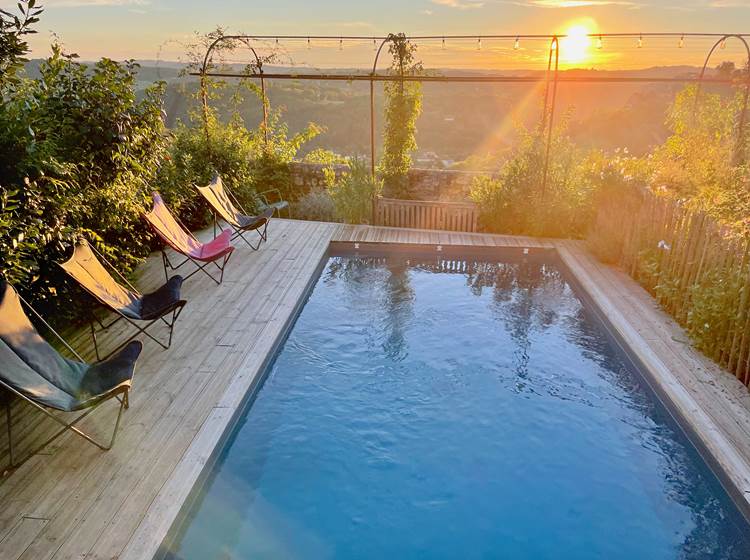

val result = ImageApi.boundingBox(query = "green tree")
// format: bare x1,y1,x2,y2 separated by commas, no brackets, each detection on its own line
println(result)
0,0,42,88
0,44,168,316
379,33,423,198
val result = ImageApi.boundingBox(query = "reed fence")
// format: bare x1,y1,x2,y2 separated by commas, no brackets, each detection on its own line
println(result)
588,186,750,386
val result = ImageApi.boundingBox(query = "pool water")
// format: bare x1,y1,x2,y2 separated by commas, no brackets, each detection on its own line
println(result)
166,250,750,559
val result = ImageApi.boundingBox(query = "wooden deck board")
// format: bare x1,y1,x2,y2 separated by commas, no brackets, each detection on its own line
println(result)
0,220,748,560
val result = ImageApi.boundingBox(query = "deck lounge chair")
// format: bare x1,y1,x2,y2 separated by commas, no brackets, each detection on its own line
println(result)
59,239,186,361
0,279,139,468
258,188,291,218
144,192,235,285
196,174,274,250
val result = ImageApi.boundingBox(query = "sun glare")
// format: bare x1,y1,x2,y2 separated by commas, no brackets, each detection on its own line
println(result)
560,23,594,65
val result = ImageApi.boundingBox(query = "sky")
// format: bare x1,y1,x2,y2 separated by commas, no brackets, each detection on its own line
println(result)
4,0,750,70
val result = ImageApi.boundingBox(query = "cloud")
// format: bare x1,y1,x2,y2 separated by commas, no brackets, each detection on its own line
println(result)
520,0,639,6
41,0,149,6
430,0,485,9
706,0,749,6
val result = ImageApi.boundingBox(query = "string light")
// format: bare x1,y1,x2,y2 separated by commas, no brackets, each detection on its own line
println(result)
514,36,520,50
597,35,603,49
637,34,643,48
477,36,482,51
679,35,684,48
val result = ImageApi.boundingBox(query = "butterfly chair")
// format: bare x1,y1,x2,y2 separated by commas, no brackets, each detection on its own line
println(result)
196,174,274,250
0,279,140,469
59,239,186,361
144,192,235,285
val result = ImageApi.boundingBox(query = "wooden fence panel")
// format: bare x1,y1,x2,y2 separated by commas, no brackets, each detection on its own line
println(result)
375,197,479,232
588,186,750,386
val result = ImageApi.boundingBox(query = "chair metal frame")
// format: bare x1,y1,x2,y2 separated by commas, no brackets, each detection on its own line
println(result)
146,197,235,286
2,293,133,471
62,240,185,362
160,248,233,286
258,188,292,218
207,184,271,251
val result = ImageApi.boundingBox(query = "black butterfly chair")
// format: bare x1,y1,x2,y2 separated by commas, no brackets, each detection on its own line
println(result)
196,174,274,250
59,239,186,361
0,279,140,469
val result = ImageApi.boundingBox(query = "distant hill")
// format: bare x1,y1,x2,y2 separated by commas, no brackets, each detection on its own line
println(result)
22,60,737,168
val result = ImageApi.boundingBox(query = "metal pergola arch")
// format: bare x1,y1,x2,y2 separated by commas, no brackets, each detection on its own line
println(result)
193,32,750,210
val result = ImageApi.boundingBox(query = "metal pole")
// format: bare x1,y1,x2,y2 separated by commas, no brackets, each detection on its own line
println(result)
260,71,269,145
695,35,750,165
541,36,560,200
370,38,390,224
370,79,376,177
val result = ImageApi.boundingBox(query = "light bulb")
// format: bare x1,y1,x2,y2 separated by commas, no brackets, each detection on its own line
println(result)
637,35,643,48
597,35,603,49
442,37,445,50
514,37,520,50
477,37,482,51
307,37,311,49
679,35,684,48
339,38,343,51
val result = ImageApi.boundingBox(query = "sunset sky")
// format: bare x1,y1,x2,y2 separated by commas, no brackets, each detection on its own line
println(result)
5,0,750,70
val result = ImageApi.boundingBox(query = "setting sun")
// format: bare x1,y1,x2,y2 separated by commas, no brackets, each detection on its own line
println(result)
560,22,595,65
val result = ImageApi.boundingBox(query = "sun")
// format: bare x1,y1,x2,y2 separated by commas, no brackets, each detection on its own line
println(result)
560,23,595,65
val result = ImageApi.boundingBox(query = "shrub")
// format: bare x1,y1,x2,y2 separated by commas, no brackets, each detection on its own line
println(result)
469,122,594,238
293,188,339,222
0,45,168,317
328,158,382,224
158,75,326,227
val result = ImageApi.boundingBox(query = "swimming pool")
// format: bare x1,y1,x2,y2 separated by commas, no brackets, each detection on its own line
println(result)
165,247,750,559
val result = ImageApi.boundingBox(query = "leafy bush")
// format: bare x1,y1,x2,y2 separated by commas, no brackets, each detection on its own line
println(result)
0,0,41,88
0,45,168,316
293,188,339,222
469,122,594,238
158,77,325,227
328,158,382,224
648,85,750,231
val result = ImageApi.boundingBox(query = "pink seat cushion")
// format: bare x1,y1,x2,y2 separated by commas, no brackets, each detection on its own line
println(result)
193,229,234,261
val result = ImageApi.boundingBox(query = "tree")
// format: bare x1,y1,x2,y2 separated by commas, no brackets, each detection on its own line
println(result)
379,33,423,198
0,0,43,89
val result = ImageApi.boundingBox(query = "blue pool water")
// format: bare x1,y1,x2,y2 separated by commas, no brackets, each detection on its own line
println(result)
167,250,750,559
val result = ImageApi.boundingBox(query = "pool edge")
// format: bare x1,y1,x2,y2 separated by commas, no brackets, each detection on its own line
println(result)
555,243,750,523
136,236,750,559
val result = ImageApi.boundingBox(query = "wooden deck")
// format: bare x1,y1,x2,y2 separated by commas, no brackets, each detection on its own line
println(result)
0,219,748,559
